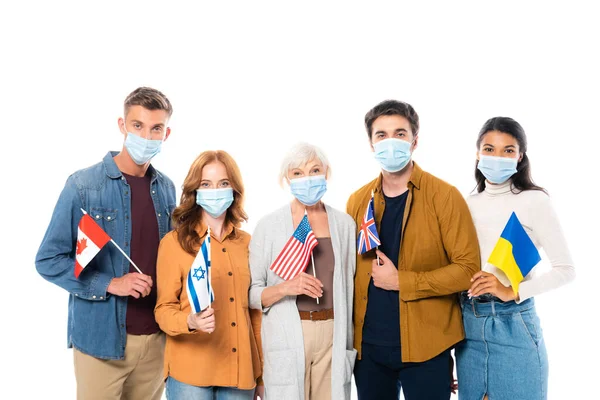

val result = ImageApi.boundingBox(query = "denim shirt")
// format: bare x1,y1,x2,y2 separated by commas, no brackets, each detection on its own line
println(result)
35,151,176,360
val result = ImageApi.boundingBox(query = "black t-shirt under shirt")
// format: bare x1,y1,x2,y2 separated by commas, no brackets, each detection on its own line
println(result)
362,190,408,347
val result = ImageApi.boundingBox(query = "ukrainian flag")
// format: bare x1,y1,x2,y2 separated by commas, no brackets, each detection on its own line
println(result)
487,212,541,294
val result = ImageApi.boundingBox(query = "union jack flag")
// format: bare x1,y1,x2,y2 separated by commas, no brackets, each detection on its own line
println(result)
270,214,318,280
357,194,381,254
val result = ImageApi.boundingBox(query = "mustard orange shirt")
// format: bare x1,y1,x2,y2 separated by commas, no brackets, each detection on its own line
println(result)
347,163,481,362
155,224,262,389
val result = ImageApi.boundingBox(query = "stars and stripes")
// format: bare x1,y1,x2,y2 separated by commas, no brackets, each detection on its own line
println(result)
270,214,318,280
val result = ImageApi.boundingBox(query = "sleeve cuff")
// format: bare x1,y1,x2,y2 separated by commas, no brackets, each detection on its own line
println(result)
78,272,112,301
398,270,417,301
249,287,271,313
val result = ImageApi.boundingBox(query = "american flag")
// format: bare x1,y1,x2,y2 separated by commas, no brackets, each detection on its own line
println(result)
357,194,381,254
270,214,318,280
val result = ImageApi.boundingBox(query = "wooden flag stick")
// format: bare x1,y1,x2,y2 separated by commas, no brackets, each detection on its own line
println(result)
80,208,142,274
311,252,320,305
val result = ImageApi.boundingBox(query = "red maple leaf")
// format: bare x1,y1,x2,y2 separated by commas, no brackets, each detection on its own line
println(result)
77,237,88,255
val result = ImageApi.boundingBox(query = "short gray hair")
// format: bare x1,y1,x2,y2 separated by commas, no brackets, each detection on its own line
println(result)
279,142,330,186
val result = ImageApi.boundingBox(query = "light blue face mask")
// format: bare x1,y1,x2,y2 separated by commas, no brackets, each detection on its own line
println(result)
373,138,413,172
289,175,328,206
196,188,234,218
477,155,518,184
124,132,163,165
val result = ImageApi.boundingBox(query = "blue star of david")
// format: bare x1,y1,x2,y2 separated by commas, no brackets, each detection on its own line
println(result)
193,266,206,281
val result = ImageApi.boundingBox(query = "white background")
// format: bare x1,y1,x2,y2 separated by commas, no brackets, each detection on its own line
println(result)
1,1,598,399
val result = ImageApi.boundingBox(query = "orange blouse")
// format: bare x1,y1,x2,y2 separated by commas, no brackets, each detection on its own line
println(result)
154,224,262,389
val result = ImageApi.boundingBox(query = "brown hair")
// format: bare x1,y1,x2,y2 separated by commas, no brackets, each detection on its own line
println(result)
172,151,248,254
364,99,419,140
124,87,173,118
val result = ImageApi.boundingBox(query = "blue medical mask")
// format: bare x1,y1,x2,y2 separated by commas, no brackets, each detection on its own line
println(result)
124,132,163,165
373,138,413,172
196,188,234,218
290,175,328,206
477,155,518,184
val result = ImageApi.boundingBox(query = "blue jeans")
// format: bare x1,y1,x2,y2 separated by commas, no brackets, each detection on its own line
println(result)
455,293,548,400
354,342,451,400
165,377,254,400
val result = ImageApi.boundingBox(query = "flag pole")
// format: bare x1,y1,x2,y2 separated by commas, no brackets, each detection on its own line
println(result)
80,208,143,274
207,226,212,311
207,226,213,334
370,191,381,267
305,208,320,305
311,252,319,305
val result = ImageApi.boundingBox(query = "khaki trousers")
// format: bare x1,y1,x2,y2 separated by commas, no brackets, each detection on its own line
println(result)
301,319,334,400
74,332,165,400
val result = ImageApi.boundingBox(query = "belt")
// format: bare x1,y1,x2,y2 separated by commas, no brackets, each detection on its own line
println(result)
461,291,504,304
299,309,334,321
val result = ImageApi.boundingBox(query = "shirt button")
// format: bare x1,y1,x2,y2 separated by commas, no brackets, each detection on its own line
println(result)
231,322,236,327
96,215,101,219
125,242,129,246
125,191,129,195
232,348,237,353
229,297,234,302
92,295,96,299
367,272,370,276
228,271,233,276
158,213,162,217
363,296,367,300
222,248,227,252
100,296,104,300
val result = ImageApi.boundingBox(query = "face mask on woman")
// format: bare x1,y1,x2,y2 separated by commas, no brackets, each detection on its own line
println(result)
289,175,327,206
477,155,518,184
196,188,234,218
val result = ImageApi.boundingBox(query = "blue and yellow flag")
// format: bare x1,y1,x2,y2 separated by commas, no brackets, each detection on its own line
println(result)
487,212,541,294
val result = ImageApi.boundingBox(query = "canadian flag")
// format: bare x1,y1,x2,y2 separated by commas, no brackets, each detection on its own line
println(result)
75,213,111,278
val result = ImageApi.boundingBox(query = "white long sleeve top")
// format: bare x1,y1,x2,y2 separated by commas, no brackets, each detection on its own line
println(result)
467,180,575,302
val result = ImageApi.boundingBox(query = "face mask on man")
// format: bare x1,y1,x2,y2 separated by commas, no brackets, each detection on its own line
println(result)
477,155,518,184
196,188,234,218
124,131,163,165
373,138,413,172
289,175,328,206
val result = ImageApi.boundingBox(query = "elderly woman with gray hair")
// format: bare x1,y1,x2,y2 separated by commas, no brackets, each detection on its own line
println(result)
248,142,357,400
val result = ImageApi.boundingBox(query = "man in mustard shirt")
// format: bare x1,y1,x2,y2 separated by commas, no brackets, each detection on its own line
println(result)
347,100,480,400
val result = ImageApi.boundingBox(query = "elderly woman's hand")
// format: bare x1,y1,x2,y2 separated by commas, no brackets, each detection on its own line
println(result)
281,272,323,299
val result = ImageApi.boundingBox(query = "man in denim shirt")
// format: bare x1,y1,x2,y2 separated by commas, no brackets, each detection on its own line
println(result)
36,87,177,400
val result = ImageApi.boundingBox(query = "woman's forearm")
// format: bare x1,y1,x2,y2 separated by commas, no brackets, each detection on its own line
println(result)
261,283,286,308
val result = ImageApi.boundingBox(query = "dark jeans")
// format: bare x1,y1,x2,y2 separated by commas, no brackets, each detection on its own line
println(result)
354,342,451,400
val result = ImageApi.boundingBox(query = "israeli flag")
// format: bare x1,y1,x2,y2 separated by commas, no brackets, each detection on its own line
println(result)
186,228,214,313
